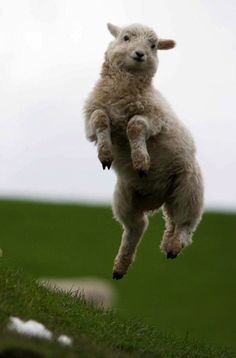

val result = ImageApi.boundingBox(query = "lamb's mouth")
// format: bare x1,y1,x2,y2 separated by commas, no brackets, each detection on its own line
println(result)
130,56,145,63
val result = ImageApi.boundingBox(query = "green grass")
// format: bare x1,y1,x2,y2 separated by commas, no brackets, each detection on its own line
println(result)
0,258,235,357
0,199,235,352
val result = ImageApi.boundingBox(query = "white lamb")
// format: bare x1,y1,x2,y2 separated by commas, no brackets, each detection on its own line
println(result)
84,23,204,280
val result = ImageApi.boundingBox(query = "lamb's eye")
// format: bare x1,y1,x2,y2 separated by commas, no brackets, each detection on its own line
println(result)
151,44,156,49
123,35,130,41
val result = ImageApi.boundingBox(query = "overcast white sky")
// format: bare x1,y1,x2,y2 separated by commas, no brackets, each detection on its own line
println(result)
0,0,236,210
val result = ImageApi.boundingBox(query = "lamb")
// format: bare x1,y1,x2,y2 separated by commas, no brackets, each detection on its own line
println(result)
84,23,204,280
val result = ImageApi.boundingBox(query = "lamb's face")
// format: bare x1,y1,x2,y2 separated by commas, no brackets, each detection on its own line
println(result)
106,23,175,77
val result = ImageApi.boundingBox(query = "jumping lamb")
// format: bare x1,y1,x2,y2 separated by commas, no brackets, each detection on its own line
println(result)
84,23,204,280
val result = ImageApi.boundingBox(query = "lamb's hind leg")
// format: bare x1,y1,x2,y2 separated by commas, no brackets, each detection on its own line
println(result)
161,204,178,258
112,182,148,280
161,168,204,259
161,204,190,259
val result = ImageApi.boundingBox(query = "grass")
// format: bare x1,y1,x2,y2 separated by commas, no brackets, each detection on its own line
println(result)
0,199,235,351
0,258,235,357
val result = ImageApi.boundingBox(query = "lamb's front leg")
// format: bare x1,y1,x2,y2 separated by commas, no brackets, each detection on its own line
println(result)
90,109,113,169
127,115,152,176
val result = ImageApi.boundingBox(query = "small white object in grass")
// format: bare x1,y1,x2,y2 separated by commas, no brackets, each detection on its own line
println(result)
8,317,52,340
57,334,72,346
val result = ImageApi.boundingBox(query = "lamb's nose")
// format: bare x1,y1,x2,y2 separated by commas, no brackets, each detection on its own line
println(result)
135,51,144,58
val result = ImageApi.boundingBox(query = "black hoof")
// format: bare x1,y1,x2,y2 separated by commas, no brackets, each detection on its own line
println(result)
102,161,112,170
167,252,178,259
138,170,148,178
112,271,124,280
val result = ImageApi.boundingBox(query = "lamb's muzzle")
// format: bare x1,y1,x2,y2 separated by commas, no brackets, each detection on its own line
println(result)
132,50,146,62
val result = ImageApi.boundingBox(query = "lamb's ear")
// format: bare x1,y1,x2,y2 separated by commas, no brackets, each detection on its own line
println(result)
158,39,176,50
107,23,121,38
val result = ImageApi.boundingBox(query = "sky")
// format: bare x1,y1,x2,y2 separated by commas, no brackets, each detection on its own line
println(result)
0,0,236,209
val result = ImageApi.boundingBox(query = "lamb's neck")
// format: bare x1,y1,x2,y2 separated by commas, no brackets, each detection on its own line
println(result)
100,61,153,94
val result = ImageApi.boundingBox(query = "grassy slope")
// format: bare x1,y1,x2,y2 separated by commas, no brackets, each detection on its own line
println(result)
0,199,235,351
0,259,234,358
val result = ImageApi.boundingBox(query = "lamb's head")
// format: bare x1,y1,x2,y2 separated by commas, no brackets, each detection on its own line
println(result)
105,23,175,77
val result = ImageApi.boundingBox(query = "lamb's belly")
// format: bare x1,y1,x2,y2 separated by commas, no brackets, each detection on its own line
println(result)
110,126,190,210
112,144,170,207
112,141,133,173
110,116,129,141
112,137,171,179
